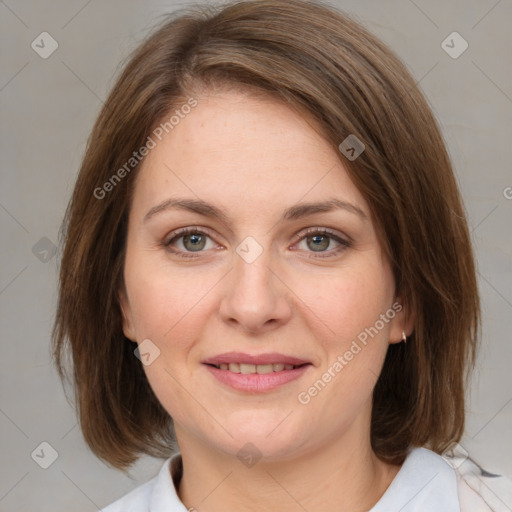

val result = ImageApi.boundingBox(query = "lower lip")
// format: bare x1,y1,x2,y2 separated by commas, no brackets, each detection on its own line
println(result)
203,364,312,392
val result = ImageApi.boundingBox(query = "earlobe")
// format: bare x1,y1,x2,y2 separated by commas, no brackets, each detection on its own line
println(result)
118,289,137,342
389,298,416,344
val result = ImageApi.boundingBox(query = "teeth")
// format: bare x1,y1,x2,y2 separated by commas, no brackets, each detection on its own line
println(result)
215,363,300,373
240,363,256,374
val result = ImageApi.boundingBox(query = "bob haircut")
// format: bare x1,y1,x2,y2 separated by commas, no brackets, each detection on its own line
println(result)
52,0,480,471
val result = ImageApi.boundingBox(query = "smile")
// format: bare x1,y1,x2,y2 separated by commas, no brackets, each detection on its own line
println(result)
204,363,312,392
208,363,307,373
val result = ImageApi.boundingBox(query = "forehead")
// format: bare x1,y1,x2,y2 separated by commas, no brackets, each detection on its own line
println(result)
131,91,366,217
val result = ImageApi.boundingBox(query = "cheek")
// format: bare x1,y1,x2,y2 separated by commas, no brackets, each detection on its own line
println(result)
123,260,212,410
124,253,212,339
292,263,393,343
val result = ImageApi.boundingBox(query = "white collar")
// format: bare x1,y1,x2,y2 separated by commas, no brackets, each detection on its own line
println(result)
104,444,512,511
369,447,460,511
145,447,460,512
148,452,187,511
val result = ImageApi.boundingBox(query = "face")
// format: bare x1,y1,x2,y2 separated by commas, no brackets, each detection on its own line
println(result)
120,89,409,461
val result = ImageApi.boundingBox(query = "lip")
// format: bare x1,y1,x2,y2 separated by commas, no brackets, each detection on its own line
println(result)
204,363,312,392
202,352,310,366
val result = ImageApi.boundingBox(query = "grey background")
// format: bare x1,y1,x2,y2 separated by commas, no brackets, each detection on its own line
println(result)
1,0,511,510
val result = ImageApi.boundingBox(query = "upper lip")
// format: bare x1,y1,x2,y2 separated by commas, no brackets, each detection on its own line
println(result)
202,352,310,366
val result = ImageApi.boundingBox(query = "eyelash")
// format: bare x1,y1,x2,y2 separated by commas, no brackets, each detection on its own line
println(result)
162,226,352,260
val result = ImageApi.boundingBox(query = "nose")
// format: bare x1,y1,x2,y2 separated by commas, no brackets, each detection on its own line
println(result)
219,245,293,334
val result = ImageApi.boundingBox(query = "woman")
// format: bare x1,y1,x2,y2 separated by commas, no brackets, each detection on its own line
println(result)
52,0,509,510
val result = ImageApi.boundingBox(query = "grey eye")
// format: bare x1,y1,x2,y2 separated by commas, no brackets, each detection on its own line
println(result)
182,233,208,252
306,234,331,251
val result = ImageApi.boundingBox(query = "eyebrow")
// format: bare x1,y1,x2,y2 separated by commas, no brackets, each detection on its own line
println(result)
143,197,368,224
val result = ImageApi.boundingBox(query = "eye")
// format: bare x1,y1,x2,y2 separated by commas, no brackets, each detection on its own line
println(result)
163,226,352,259
292,228,351,258
163,227,218,259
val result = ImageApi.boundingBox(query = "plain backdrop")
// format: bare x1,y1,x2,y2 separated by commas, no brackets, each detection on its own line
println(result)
1,1,511,510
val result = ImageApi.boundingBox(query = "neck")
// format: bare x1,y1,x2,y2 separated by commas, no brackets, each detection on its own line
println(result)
174,419,401,512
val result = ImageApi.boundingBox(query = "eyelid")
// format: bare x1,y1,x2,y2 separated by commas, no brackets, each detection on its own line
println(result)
164,226,349,245
163,225,352,258
164,225,217,243
290,226,352,245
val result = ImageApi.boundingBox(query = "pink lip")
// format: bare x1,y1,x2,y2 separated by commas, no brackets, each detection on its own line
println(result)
204,363,312,393
202,352,310,366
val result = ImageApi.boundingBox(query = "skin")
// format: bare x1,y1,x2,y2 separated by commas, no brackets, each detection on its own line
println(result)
120,88,414,512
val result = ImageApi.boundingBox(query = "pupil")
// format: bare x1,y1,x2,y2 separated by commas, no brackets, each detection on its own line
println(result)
308,235,328,251
184,233,205,252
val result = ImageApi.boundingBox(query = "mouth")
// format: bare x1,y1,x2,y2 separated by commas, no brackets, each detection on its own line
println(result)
204,362,311,373
202,352,311,368
201,352,313,392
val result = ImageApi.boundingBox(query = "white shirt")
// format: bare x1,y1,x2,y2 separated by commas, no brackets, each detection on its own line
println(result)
102,446,512,511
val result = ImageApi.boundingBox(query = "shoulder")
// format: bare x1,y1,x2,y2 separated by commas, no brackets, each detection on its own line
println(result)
372,446,511,511
101,456,178,512
442,445,512,512
101,478,155,512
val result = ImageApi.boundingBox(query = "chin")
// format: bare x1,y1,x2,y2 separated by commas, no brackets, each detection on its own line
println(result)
220,418,310,457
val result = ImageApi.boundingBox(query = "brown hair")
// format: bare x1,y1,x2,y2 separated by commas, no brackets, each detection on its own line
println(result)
52,0,480,471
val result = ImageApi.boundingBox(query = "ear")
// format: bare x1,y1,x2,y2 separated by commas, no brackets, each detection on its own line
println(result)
388,297,416,345
118,287,137,342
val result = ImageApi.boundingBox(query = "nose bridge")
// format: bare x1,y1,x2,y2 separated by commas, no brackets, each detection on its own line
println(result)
232,235,277,305
219,235,291,332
